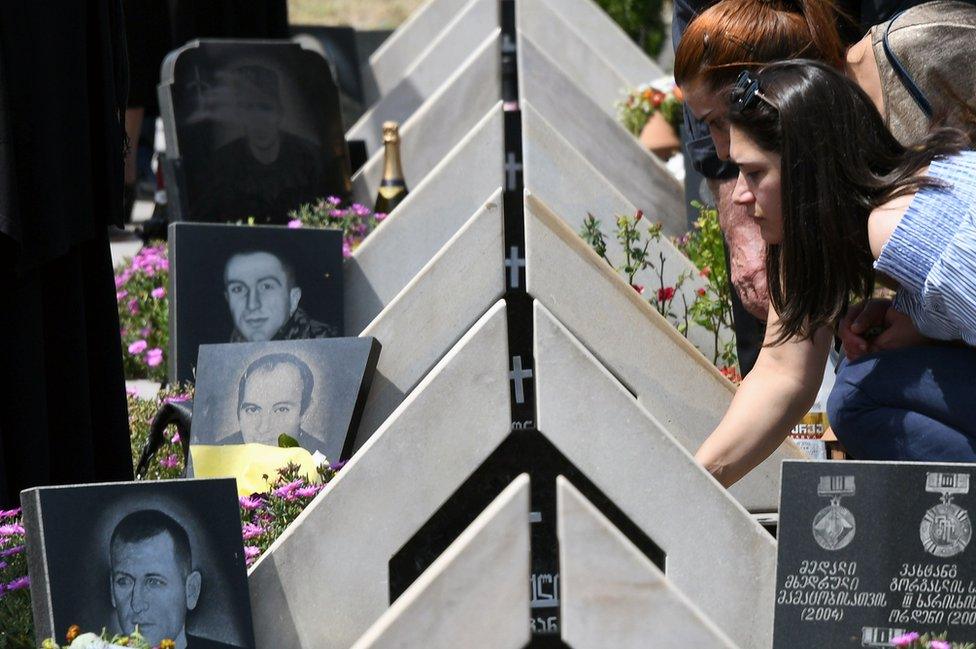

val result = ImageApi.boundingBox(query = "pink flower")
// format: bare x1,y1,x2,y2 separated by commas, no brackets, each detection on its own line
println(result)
145,348,164,367
342,241,353,259
930,641,951,649
890,632,920,647
696,287,707,297
657,286,676,303
0,508,20,519
125,386,138,397
171,431,181,444
326,195,342,205
287,219,303,229
151,286,166,299
273,479,304,500
241,523,266,540
127,298,140,315
160,453,180,469
114,276,126,289
700,266,711,278
0,524,25,537
294,485,322,499
239,495,264,510
374,212,387,221
116,290,128,301
243,545,261,565
128,339,148,355
631,284,644,295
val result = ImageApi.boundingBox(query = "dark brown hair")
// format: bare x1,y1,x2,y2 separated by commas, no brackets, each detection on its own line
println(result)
674,0,846,92
728,60,970,343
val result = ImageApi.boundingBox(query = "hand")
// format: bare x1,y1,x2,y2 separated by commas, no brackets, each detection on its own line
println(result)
839,299,930,360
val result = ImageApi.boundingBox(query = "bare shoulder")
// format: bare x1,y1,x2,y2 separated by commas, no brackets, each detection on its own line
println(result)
867,166,930,259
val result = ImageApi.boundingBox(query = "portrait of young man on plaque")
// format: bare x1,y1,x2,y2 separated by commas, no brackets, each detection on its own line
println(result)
191,337,380,463
22,479,254,649
168,222,344,384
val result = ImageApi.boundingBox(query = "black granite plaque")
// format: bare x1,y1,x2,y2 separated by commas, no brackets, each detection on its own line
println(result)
192,337,379,462
159,39,351,224
22,479,254,648
775,460,976,648
168,222,344,384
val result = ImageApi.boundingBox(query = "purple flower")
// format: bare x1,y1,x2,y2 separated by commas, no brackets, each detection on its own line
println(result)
145,348,164,367
326,195,342,205
114,276,126,289
239,495,264,510
0,561,6,571
0,545,24,558
127,298,140,315
891,633,920,647
151,286,166,299
287,219,303,229
116,290,128,301
342,241,353,259
294,485,322,499
329,209,345,218
128,340,148,355
0,508,21,520
241,523,265,540
160,453,180,469
273,479,304,500
125,386,138,397
3,575,29,591
0,524,25,537
329,460,346,472
243,545,261,566
374,212,387,222
930,641,951,649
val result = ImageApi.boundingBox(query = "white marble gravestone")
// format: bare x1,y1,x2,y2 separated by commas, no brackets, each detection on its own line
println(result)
533,301,776,648
350,475,531,649
353,189,506,448
518,0,661,120
248,302,512,649
524,193,804,513
345,105,504,334
361,0,472,106
348,0,497,156
518,33,685,235
522,101,732,358
350,30,500,205
557,477,741,649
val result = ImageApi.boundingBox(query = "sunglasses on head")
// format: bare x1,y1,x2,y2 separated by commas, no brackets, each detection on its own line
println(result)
731,70,775,112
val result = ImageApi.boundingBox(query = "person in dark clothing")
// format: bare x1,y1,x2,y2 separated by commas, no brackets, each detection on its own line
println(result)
0,0,133,507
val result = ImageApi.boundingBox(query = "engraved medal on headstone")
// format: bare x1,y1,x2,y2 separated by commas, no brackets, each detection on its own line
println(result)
812,475,856,551
920,472,972,558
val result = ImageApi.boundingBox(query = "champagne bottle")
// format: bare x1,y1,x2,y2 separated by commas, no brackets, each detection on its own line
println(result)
374,121,408,214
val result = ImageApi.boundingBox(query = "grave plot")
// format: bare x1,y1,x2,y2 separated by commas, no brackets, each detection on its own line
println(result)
349,30,500,205
347,0,497,157
557,477,740,649
361,0,474,106
350,476,531,649
344,106,504,334
521,102,732,359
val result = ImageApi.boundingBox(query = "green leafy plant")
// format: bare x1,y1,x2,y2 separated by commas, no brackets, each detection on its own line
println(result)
115,244,169,383
580,203,738,377
617,84,683,137
287,196,387,258
595,0,667,57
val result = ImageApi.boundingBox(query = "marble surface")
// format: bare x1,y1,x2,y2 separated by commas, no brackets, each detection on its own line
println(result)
348,0,497,156
353,190,506,449
344,105,503,334
351,475,531,649
248,302,511,649
350,30,500,204
558,477,741,649
533,301,777,648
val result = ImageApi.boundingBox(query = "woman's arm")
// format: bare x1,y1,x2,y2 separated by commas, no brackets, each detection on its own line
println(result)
696,304,833,487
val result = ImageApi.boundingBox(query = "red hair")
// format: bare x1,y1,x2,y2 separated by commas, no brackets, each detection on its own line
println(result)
674,0,846,91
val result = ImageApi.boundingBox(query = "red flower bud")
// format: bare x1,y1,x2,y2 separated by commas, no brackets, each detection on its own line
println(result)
657,286,676,302
631,284,644,295
634,209,644,222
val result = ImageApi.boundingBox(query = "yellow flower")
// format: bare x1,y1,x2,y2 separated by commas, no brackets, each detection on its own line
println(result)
160,640,176,649
41,639,61,649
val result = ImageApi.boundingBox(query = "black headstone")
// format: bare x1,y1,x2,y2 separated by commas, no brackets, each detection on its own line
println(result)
168,222,345,384
775,460,976,648
191,337,380,462
22,478,254,648
158,39,352,225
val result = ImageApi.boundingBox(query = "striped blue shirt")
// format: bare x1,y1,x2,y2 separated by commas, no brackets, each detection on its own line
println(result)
875,150,976,345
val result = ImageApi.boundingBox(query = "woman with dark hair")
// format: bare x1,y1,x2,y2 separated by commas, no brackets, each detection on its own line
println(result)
698,59,976,487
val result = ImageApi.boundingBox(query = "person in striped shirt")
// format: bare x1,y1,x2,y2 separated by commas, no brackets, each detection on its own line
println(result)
695,60,976,487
